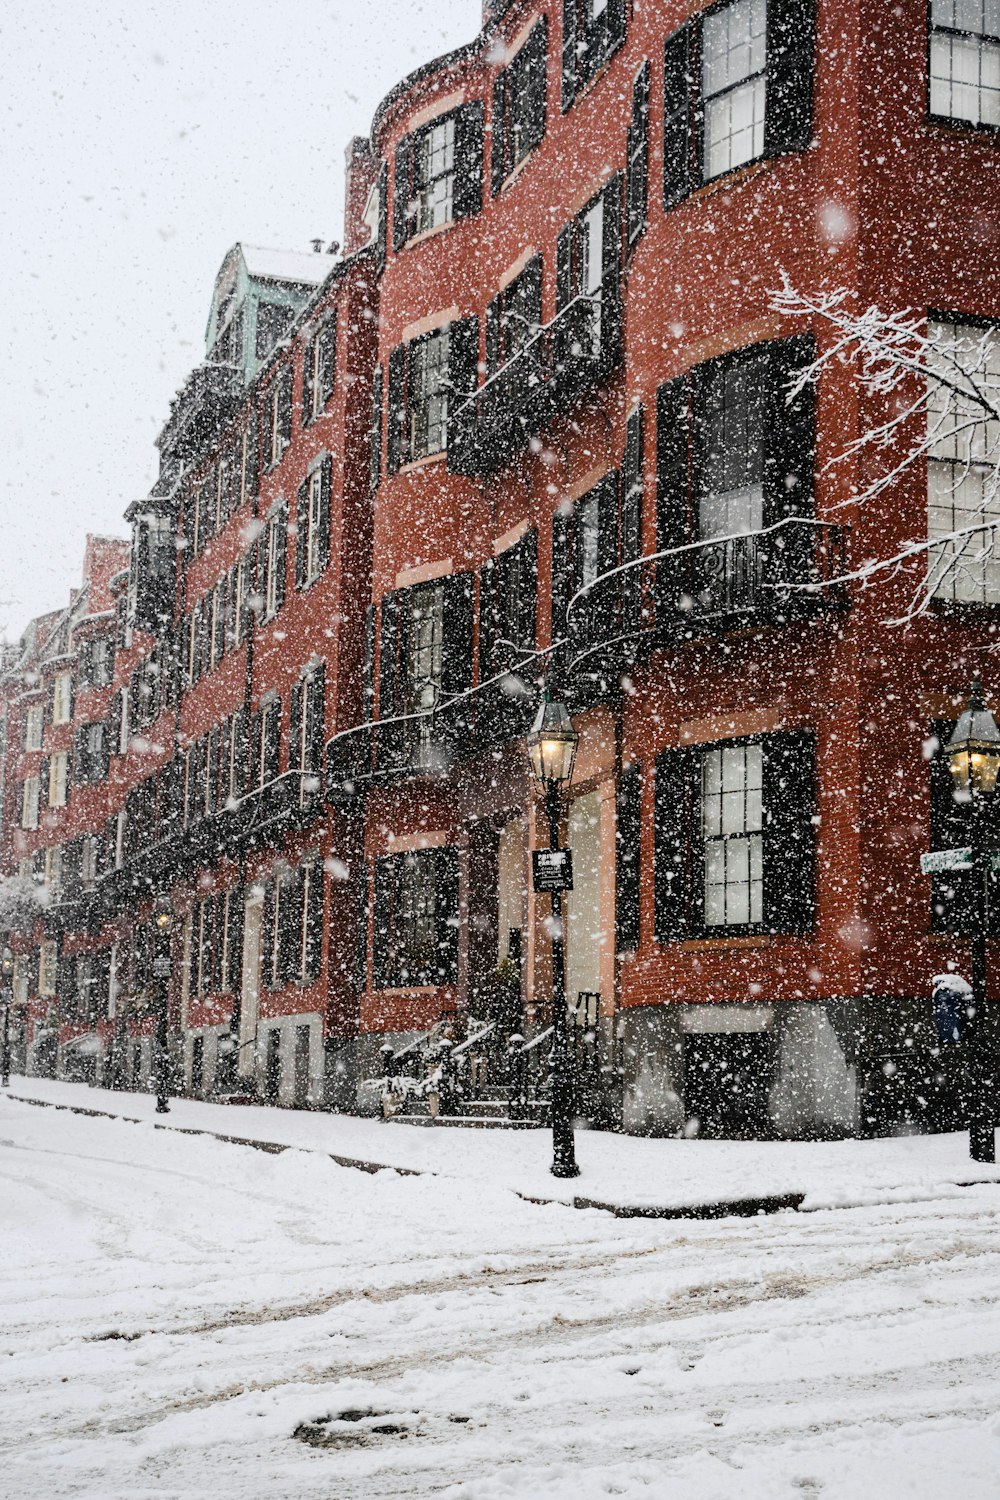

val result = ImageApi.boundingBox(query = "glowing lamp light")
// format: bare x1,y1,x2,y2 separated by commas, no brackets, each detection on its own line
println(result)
947,678,1000,798
526,697,579,790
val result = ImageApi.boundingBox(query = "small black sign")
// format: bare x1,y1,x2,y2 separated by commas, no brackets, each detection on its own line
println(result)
152,956,172,980
533,848,573,893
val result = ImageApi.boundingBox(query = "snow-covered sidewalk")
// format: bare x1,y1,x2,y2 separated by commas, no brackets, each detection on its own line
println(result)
9,1074,1000,1216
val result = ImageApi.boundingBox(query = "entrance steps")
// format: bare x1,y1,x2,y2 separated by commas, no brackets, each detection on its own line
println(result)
389,1087,550,1130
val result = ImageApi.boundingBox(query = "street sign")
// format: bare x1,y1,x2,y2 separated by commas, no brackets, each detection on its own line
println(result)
152,956,172,979
921,848,972,874
533,848,574,893
920,848,1000,874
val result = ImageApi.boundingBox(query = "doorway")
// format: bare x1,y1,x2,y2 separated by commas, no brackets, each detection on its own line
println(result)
293,1025,311,1108
238,889,263,1081
682,1031,777,1139
264,1029,281,1105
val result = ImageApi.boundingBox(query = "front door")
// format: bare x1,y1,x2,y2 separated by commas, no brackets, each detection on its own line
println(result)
238,889,263,1080
293,1025,311,1108
264,1029,282,1105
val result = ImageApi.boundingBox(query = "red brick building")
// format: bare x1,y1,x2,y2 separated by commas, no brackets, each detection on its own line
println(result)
3,0,1000,1136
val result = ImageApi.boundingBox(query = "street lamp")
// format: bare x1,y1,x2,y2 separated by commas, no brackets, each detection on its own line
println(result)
1,947,13,1089
526,695,580,1179
945,677,1000,1164
151,895,174,1115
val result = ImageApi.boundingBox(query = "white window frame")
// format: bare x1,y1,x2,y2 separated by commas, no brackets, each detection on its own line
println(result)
306,468,323,584
52,672,73,725
21,776,40,830
701,743,764,929
24,704,44,751
264,516,281,618
48,751,68,808
44,845,62,897
702,0,768,182
930,0,1000,128
39,940,57,998
13,955,30,1006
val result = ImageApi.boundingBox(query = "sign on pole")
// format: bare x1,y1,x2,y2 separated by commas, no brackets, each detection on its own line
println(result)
533,848,574,893
920,848,1000,874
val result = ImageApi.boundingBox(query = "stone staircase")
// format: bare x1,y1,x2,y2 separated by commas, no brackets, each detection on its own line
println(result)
390,1084,550,1130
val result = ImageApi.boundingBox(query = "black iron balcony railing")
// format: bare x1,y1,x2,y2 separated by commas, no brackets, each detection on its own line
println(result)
156,362,243,472
447,289,622,478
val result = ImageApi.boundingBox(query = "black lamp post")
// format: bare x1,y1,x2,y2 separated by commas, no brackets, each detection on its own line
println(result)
151,896,174,1115
945,678,1000,1164
527,695,580,1179
1,946,13,1089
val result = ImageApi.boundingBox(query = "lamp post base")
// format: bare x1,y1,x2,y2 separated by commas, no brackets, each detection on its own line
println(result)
550,1160,581,1179
155,1097,170,1114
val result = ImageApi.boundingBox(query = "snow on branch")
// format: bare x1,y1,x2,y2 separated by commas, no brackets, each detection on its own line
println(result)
771,275,1000,622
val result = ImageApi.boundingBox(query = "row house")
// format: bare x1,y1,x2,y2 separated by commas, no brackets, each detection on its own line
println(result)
3,0,1000,1138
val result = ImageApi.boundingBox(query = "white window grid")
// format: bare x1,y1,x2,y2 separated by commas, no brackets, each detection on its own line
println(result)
265,516,281,617
702,744,764,927
930,0,1000,127
409,330,451,458
52,672,73,725
48,752,68,809
39,940,57,998
397,853,438,978
306,469,323,582
415,117,456,234
22,776,39,830
927,318,1000,603
44,846,62,896
702,0,767,181
24,704,44,751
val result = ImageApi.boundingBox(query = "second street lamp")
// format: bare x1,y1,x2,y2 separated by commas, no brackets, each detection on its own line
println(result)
151,896,174,1115
527,696,580,1180
945,678,1000,1165
1,946,13,1089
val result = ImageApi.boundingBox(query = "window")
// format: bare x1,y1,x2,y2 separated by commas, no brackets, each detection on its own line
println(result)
263,506,288,619
492,19,548,191
372,847,459,988
44,845,62,899
393,103,484,248
303,318,337,423
73,722,109,784
386,320,478,469
295,461,331,588
561,0,627,109
626,62,651,252
370,367,383,492
48,752,68,809
13,956,30,1007
290,664,326,802
654,731,815,939
555,179,621,366
52,672,73,725
82,637,114,688
663,0,814,207
930,0,1000,127
703,0,767,180
485,258,543,377
259,863,321,989
24,704,43,751
255,300,293,361
251,698,282,791
551,473,619,650
478,530,538,742
377,575,474,763
927,317,1000,604
702,744,763,926
656,336,815,621
39,940,57,998
81,835,100,887
262,368,293,470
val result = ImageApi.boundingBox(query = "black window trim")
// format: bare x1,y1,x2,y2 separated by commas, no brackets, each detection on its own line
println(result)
927,0,1000,134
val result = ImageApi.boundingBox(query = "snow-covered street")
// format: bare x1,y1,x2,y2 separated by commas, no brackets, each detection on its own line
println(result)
3,1094,1000,1498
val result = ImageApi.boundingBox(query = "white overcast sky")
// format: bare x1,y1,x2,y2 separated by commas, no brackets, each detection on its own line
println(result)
0,0,480,641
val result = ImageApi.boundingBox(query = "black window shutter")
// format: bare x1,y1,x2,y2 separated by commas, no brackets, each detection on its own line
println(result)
491,69,508,195
519,527,539,653
372,855,395,988
362,602,376,721
524,18,549,155
266,698,282,782
319,318,336,405
478,557,498,684
435,846,460,983
375,161,389,272
765,0,815,157
304,863,324,981
561,0,578,111
386,345,406,474
626,61,650,252
302,338,314,426
393,136,413,249
599,174,623,362
227,887,245,995
279,367,293,447
663,23,696,209
616,761,642,953
442,572,475,698
447,316,479,413
592,470,620,647
261,395,273,472
289,681,303,771
370,366,383,491
378,592,402,763
762,729,816,934
310,663,326,771
245,418,259,500
655,374,691,608
551,507,572,643
485,295,502,377
274,504,287,611
556,224,573,311
261,879,275,989
653,746,696,942
318,457,332,570
763,335,816,525
295,480,309,589
454,99,484,213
